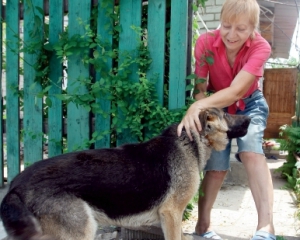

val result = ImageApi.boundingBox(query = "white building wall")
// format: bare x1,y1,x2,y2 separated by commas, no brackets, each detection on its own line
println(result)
197,0,225,35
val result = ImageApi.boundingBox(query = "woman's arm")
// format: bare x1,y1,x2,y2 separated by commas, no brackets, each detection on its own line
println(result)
177,70,255,140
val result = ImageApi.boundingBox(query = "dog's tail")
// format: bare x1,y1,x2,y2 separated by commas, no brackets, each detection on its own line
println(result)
0,191,53,240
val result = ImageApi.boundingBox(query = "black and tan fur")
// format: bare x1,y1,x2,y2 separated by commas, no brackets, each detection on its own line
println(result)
0,108,250,240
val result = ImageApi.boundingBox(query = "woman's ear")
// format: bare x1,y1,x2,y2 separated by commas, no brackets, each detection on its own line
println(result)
250,28,257,39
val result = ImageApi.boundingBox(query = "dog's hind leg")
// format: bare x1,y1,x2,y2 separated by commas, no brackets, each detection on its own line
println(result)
39,199,98,240
0,192,49,240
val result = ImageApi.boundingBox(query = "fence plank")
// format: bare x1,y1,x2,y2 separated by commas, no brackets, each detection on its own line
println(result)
94,0,114,149
48,0,63,157
168,0,188,110
0,1,3,186
147,0,166,106
67,0,91,151
6,0,20,182
23,0,44,166
117,0,142,146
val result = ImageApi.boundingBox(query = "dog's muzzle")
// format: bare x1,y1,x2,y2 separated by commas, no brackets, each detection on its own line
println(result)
225,114,251,139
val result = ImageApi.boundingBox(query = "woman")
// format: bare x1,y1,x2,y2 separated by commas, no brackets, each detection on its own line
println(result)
177,0,276,239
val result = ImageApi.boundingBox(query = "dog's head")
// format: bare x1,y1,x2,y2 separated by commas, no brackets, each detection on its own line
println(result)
198,108,251,151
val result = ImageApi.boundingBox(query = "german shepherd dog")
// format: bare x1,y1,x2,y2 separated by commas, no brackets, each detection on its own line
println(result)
0,108,250,240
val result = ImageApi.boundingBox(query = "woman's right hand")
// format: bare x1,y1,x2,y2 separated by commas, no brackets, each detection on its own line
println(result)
177,101,203,141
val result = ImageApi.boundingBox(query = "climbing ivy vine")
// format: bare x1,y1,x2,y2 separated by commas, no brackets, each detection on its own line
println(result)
6,1,209,151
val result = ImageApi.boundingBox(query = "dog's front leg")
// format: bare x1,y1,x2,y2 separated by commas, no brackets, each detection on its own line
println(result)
159,208,183,240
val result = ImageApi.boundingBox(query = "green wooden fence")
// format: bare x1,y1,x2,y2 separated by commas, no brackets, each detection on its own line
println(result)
0,0,191,185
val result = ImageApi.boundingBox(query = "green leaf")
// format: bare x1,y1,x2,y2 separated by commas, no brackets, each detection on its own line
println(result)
114,25,122,33
45,97,52,107
54,94,72,101
43,85,52,93
43,43,53,51
29,82,37,91
93,50,100,59
90,43,97,48
195,78,207,84
186,74,198,80
192,4,198,11
34,15,42,28
35,6,44,16
185,84,194,91
205,56,214,65
36,92,44,98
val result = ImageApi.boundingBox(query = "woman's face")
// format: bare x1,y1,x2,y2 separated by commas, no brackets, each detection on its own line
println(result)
220,16,254,52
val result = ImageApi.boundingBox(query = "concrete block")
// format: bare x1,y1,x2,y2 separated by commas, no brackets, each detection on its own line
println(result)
231,145,238,153
224,157,286,186
225,159,248,186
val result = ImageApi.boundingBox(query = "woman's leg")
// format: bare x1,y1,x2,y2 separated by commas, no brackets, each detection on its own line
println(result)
195,170,227,235
195,140,231,235
239,151,275,234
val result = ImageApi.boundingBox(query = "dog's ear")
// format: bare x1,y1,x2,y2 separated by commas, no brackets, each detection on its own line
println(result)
199,110,208,134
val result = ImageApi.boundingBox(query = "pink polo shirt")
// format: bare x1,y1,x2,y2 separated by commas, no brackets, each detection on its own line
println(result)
194,29,271,112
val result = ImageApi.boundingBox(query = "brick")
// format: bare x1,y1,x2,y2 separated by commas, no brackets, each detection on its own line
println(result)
205,0,215,6
198,29,208,35
215,13,221,21
216,0,225,6
206,21,221,29
197,23,210,31
206,6,222,13
201,14,215,21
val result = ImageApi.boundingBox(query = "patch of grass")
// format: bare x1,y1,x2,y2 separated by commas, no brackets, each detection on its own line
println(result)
275,236,286,240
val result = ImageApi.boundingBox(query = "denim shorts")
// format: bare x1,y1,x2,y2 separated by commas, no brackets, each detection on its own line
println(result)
204,90,269,171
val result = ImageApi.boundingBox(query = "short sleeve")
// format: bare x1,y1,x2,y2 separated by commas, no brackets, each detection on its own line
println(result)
242,36,271,77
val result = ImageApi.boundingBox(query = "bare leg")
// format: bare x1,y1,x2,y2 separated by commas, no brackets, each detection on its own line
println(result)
195,171,227,235
239,152,275,234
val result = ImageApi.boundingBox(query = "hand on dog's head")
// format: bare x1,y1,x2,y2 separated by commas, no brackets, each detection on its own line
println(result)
179,108,250,150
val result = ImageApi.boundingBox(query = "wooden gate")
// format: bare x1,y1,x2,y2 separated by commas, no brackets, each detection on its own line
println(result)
1,0,192,185
263,68,298,139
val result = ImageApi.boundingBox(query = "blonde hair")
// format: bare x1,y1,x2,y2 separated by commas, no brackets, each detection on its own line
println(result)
220,0,260,38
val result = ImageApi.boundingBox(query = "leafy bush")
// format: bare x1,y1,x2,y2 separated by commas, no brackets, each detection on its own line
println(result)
277,125,300,200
